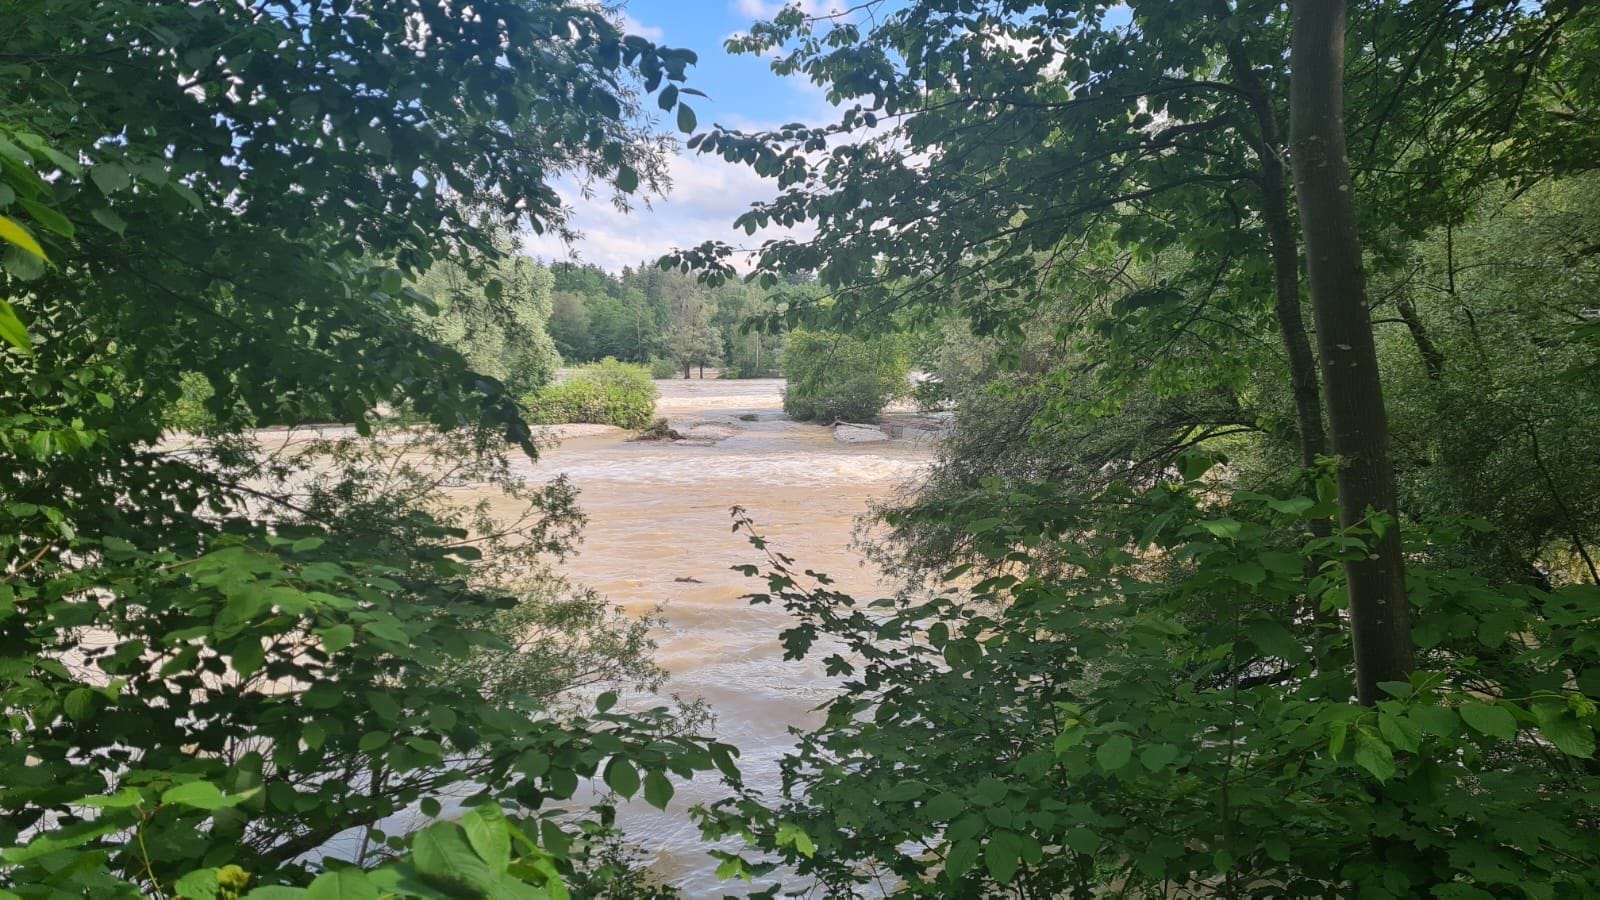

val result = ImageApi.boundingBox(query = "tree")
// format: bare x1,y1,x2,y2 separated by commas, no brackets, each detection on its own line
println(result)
676,3,1600,896
656,271,722,378
1290,0,1413,703
780,328,908,422
414,249,563,397
676,0,1597,697
712,283,786,378
549,289,596,361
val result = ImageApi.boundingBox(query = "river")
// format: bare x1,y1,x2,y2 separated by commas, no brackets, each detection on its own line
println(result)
503,378,932,892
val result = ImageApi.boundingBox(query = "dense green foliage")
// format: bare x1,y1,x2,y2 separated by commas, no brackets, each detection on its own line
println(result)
414,253,563,398
779,329,910,422
0,0,730,896
672,0,1600,896
1377,177,1600,587
524,360,660,430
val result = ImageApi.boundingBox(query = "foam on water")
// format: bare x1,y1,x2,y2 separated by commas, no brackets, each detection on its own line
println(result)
499,377,931,893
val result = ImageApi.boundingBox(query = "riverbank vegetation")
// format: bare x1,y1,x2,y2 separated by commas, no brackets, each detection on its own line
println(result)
524,360,660,431
0,2,728,896
676,1,1600,896
780,328,910,423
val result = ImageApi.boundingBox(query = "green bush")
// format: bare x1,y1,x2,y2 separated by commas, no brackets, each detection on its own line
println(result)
524,358,659,429
781,328,909,422
649,356,679,379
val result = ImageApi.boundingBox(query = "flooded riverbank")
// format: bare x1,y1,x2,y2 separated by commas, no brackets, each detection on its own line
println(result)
501,378,931,892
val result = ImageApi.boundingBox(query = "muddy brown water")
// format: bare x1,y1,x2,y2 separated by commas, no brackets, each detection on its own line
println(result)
500,379,930,892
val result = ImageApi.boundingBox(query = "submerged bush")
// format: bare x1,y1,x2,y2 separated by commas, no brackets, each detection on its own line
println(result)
525,358,659,429
780,329,908,423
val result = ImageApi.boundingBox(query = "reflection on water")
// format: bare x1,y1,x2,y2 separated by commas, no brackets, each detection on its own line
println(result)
488,378,930,893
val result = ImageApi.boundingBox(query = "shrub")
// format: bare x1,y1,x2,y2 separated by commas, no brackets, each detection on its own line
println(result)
649,356,680,379
525,358,659,429
781,328,909,422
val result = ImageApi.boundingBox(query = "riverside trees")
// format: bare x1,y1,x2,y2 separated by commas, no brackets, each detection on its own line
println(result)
678,1,1600,895
0,1,734,896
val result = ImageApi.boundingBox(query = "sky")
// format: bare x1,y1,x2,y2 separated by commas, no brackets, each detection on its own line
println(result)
520,1,852,272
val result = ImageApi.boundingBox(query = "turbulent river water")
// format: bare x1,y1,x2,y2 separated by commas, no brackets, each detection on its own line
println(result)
499,378,932,892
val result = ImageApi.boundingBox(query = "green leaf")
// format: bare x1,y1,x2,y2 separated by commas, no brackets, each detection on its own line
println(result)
78,788,144,809
775,822,816,858
64,687,95,722
411,823,499,892
232,639,266,678
643,770,674,810
944,839,980,878
677,103,697,133
616,165,639,194
714,855,748,882
1459,701,1517,740
174,868,221,900
19,198,72,238
318,624,355,654
595,691,618,713
1534,706,1595,758
305,869,377,900
984,830,1023,884
358,125,392,158
90,207,126,235
2,820,119,864
0,215,46,261
1138,743,1179,772
1377,712,1422,753
1096,735,1133,772
1328,720,1348,757
604,757,640,798
462,804,510,873
0,300,30,354
90,162,130,195
1353,733,1396,782
1408,705,1458,737
883,781,926,802
1245,620,1301,660
924,792,963,820
1224,561,1266,586
1265,496,1316,516
162,781,229,810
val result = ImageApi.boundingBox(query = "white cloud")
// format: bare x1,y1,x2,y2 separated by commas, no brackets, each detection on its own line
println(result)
520,144,813,274
617,9,663,41
732,0,850,20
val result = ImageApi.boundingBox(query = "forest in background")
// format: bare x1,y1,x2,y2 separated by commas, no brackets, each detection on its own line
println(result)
545,263,791,379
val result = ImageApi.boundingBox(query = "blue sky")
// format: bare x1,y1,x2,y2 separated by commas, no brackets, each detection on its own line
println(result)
522,1,848,271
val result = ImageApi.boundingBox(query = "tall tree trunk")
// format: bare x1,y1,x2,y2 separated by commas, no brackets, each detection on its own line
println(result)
1217,4,1330,474
1290,0,1414,705
1217,15,1335,624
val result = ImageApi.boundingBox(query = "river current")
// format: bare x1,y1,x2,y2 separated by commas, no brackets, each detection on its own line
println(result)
502,378,931,892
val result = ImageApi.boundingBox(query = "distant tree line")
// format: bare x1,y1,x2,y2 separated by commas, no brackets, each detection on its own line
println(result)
545,262,797,378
